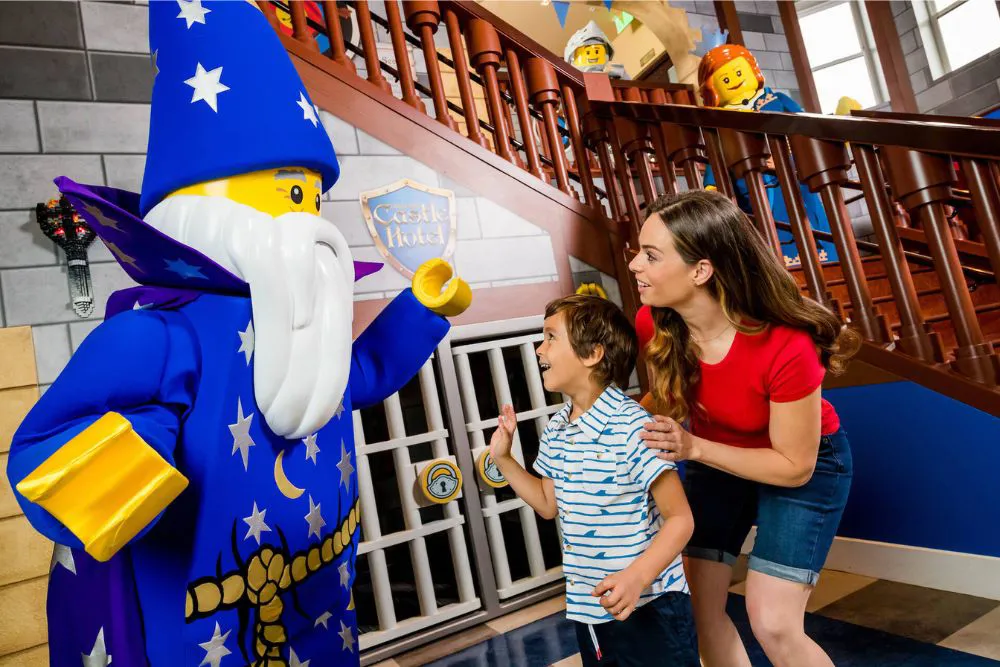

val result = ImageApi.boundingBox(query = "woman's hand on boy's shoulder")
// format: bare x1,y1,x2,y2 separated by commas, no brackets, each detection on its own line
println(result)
489,404,517,460
640,415,700,462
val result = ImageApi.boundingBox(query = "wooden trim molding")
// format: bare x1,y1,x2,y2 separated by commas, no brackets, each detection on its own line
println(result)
777,1,821,113
713,1,744,46
864,0,918,114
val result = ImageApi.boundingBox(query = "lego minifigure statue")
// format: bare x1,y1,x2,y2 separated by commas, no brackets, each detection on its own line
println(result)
564,20,630,80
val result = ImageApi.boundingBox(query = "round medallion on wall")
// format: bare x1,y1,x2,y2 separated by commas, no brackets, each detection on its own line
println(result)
476,449,508,489
419,459,463,504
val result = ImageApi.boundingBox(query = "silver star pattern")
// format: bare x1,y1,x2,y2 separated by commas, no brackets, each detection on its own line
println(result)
288,648,311,667
338,561,351,589
237,321,254,365
198,622,231,667
151,49,159,78
176,0,211,28
83,203,123,232
314,612,332,629
243,502,271,545
337,441,354,490
229,398,256,470
297,92,319,127
51,544,76,574
335,402,345,420
305,495,326,540
303,433,320,464
338,620,356,653
81,627,112,667
105,241,142,272
185,63,229,112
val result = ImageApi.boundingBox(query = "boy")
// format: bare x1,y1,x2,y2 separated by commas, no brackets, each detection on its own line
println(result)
489,295,699,666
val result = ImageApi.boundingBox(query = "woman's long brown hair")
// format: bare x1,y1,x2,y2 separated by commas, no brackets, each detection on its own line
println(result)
644,191,860,421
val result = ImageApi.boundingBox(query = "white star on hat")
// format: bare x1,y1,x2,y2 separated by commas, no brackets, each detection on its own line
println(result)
176,0,211,29
297,92,319,127
305,495,326,540
243,502,271,544
185,63,229,113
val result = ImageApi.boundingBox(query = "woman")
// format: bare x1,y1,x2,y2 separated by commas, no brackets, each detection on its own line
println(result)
628,190,857,667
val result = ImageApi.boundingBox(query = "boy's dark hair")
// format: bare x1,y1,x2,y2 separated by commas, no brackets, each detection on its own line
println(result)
544,294,638,389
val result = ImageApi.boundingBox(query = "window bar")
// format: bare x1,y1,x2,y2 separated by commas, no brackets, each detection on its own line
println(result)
385,391,438,615
418,361,476,603
454,351,513,590
353,410,398,630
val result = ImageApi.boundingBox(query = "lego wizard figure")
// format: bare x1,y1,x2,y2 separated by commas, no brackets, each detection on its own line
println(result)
6,2,470,666
564,20,630,80
696,29,838,266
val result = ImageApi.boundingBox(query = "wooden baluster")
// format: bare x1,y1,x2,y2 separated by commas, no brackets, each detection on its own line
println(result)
645,89,678,197
443,8,488,149
383,0,425,111
354,2,392,93
660,124,705,191
404,1,457,130
504,49,544,180
497,81,526,170
561,84,598,208
257,1,282,31
768,135,829,306
606,116,645,241
525,58,571,194
321,1,356,72
466,19,516,165
960,158,1000,279
703,128,736,200
617,87,657,206
854,144,943,362
883,147,1000,385
289,0,320,51
791,136,887,344
583,116,624,222
718,128,783,258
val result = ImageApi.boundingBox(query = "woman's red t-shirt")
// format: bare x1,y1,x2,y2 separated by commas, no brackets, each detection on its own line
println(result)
634,307,839,449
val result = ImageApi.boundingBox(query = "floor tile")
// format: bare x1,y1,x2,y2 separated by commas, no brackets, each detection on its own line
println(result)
940,606,1000,660
422,612,577,667
370,660,401,667
486,597,565,635
549,654,582,667
806,569,878,613
815,579,1000,644
394,625,499,667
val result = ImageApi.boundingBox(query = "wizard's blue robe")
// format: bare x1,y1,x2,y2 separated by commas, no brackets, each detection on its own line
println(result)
704,87,839,266
7,183,450,667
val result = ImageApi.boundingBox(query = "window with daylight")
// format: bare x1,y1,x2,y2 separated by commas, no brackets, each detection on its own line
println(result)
796,0,887,113
922,0,1000,75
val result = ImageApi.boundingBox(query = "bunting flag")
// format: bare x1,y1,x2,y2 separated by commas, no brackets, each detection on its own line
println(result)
553,0,571,28
603,0,613,9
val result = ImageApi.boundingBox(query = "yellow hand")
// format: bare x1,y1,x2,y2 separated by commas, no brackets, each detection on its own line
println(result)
705,185,718,191
412,258,472,317
17,412,188,562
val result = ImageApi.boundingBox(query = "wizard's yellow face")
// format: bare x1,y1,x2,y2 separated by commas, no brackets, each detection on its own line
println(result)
572,43,609,68
168,167,324,218
712,56,759,108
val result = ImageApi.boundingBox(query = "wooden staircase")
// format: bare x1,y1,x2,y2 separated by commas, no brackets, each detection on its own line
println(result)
263,0,1000,417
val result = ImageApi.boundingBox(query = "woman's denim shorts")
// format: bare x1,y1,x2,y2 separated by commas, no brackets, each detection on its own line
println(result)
682,428,853,586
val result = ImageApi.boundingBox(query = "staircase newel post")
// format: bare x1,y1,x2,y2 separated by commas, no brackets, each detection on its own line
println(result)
525,58,571,194
790,135,887,343
854,144,943,362
883,147,1000,386
466,19,517,165
404,1,458,130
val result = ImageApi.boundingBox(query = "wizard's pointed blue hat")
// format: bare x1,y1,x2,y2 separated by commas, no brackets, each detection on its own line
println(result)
140,0,339,215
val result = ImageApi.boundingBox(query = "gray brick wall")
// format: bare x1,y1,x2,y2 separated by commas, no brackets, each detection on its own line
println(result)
892,0,1000,115
0,0,559,393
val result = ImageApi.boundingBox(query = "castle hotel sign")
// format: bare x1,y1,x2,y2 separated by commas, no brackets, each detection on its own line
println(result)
360,179,457,278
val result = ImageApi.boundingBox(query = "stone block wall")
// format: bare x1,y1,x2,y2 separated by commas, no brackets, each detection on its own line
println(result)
892,0,1000,115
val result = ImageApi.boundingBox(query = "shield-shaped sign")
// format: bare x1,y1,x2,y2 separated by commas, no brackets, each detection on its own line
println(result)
360,179,457,278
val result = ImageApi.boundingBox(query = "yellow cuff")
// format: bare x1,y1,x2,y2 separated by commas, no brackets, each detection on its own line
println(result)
16,412,188,562
705,185,717,191
412,258,472,317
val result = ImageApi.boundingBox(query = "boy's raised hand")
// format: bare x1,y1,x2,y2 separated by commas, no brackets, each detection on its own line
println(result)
489,404,517,460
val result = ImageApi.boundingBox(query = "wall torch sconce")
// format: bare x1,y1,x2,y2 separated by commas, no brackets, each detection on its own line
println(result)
36,196,97,318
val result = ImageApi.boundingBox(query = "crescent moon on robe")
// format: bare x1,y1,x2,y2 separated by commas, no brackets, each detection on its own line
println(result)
274,450,305,499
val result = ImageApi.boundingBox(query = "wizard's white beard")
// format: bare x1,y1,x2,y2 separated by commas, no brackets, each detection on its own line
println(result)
145,195,355,439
